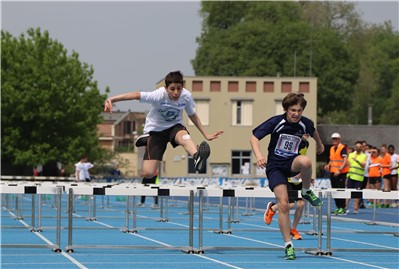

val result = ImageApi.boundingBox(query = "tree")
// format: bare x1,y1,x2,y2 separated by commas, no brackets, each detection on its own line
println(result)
192,1,359,119
1,28,108,167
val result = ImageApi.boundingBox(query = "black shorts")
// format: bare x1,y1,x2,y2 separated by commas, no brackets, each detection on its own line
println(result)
144,124,189,161
383,174,392,180
369,177,381,184
287,182,303,203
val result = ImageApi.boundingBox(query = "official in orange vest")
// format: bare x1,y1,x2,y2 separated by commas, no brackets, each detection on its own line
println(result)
324,133,349,215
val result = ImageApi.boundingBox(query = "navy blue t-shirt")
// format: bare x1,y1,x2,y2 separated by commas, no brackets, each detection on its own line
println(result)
252,114,315,166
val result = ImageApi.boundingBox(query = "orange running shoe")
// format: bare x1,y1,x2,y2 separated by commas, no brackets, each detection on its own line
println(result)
264,202,276,225
290,228,302,240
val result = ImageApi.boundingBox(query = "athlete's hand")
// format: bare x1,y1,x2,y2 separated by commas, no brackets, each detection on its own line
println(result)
256,157,267,169
334,171,341,177
206,130,224,141
316,143,324,155
104,98,113,114
311,178,315,186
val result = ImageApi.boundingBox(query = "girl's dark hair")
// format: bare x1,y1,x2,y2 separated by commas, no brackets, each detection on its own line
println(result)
165,71,184,88
282,92,307,111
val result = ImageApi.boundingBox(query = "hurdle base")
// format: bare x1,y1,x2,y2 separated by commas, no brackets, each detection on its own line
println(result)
365,222,378,226
85,218,97,221
156,219,168,222
181,248,199,254
230,220,239,223
65,247,74,253
52,247,62,253
305,250,330,256
122,229,137,233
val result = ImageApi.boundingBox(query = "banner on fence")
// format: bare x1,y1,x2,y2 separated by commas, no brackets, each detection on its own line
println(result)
92,177,331,189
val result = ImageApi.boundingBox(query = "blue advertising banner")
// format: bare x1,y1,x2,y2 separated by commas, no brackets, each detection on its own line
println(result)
92,177,332,189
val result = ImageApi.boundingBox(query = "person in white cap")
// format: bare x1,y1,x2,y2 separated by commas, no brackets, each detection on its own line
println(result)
324,133,349,215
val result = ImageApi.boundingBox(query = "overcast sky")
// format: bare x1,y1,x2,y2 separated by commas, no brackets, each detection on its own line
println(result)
2,1,398,112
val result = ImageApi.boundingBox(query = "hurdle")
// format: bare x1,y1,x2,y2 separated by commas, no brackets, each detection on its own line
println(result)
0,184,63,252
324,189,399,255
196,187,322,255
64,186,199,253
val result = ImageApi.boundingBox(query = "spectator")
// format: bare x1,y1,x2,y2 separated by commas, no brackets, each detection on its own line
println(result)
388,145,398,207
348,147,354,154
59,166,66,177
380,144,392,207
361,142,372,208
112,165,121,176
34,167,39,177
84,157,94,182
324,133,349,215
75,155,86,182
367,147,382,207
345,141,367,214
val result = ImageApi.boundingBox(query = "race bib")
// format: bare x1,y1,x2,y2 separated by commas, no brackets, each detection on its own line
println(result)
275,134,301,158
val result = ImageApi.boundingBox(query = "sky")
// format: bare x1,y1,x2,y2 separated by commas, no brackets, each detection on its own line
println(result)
2,1,398,113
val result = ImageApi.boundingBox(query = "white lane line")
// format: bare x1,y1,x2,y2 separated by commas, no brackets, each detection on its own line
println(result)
90,219,243,268
325,256,389,269
194,254,243,269
327,236,399,250
6,211,87,269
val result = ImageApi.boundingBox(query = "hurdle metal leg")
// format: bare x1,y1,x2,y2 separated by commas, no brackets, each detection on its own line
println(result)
30,194,36,232
37,194,43,232
214,197,224,234
53,187,62,252
366,199,378,225
198,190,204,254
181,190,196,254
66,188,74,253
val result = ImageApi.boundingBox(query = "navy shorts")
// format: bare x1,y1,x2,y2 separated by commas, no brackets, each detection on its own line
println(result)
346,177,363,189
266,157,297,191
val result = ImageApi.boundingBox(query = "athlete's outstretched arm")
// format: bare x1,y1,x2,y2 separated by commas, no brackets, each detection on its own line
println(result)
250,135,266,169
104,92,141,114
312,130,324,155
188,113,224,141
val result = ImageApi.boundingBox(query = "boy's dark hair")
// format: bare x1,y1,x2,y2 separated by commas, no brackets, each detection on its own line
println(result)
80,155,87,160
388,144,395,150
282,92,307,111
165,71,184,88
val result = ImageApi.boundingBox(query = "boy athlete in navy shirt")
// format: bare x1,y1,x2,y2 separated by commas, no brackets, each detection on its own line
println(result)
250,92,324,260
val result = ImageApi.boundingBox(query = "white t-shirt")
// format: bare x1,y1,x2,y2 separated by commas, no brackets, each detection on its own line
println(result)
75,162,86,181
390,153,398,175
363,151,371,177
85,163,94,179
139,87,196,134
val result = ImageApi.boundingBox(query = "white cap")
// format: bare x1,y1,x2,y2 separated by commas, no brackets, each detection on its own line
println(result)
331,133,341,139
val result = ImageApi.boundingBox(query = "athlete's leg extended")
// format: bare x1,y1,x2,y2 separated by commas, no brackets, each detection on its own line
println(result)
174,130,197,157
274,184,291,243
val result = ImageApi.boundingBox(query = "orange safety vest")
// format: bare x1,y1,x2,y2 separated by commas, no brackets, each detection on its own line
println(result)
329,144,349,173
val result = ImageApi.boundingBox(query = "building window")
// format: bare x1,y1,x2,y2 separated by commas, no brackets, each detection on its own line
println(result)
124,121,132,134
231,150,251,175
187,156,207,175
228,81,239,92
231,100,253,126
264,81,274,92
210,81,221,92
188,99,209,126
275,99,284,115
192,81,203,92
246,81,256,92
282,82,292,93
299,82,310,93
